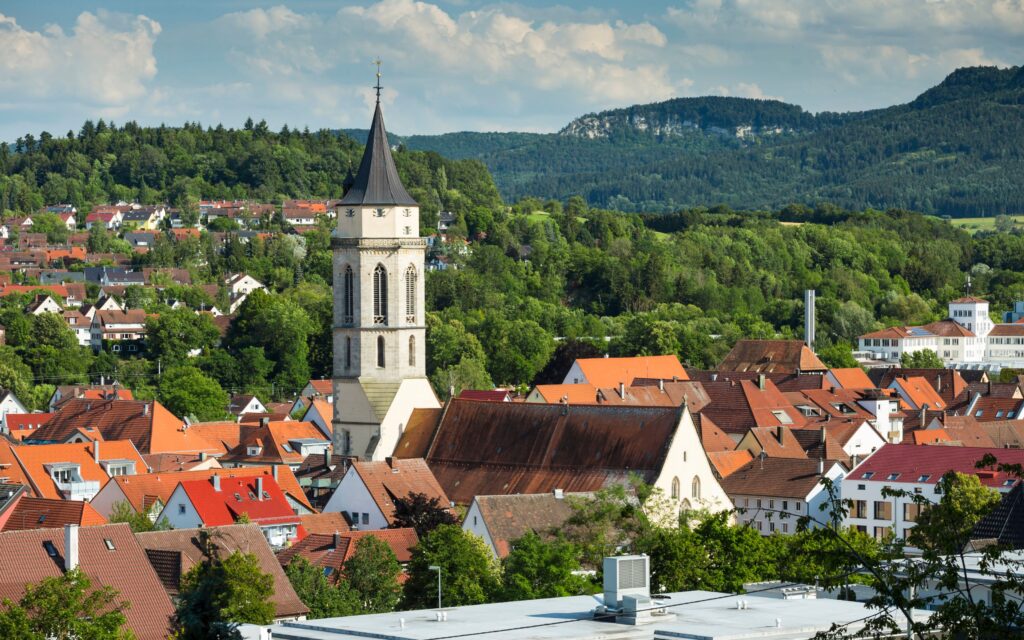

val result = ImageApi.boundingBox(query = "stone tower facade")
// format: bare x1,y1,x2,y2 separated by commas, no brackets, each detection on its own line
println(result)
331,98,439,460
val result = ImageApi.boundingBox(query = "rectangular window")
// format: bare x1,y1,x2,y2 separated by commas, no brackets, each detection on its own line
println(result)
874,526,891,540
361,513,369,525
850,500,868,519
178,504,186,515
874,501,893,520
782,500,788,511
769,522,775,532
903,503,926,522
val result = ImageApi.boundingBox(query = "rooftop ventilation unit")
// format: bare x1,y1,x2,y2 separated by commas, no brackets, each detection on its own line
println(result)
597,555,672,626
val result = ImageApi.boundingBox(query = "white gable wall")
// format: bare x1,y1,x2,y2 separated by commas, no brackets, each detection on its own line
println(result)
321,466,388,529
158,484,204,529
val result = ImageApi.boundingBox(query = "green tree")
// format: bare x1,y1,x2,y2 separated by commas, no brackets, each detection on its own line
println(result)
157,366,228,421
817,341,859,369
284,557,359,619
391,492,458,538
227,291,314,395
500,531,592,601
29,212,69,244
900,349,945,368
145,309,220,366
342,536,403,613
0,568,133,640
403,525,500,609
175,531,274,640
908,471,1001,555
107,500,168,533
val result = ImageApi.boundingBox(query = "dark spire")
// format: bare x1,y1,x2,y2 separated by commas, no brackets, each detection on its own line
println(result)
338,80,417,206
342,166,355,196
374,59,383,103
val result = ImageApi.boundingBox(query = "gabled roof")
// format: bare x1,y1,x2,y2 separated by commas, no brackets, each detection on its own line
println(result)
532,383,598,404
848,444,1024,489
304,379,333,397
141,452,219,473
394,399,687,505
220,420,328,466
0,440,31,486
570,355,688,387
828,368,875,390
964,397,1024,422
276,529,418,578
0,523,175,640
980,420,1024,449
922,319,975,338
350,458,450,525
12,440,146,499
868,368,966,406
745,426,809,459
697,379,805,435
184,421,244,454
338,103,417,206
717,340,827,373
33,398,216,454
972,483,1024,549
175,474,298,527
891,376,947,411
720,458,835,499
458,389,511,402
1,496,106,531
298,511,352,535
136,524,308,619
911,429,952,445
470,493,583,557
707,450,754,479
938,416,999,447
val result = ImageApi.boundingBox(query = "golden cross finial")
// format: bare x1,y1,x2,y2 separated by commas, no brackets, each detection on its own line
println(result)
373,59,383,102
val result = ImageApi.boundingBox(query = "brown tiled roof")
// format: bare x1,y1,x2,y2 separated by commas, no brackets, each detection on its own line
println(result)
395,399,686,505
922,319,975,338
717,340,827,373
135,524,308,618
688,370,829,392
964,397,1024,423
939,416,1000,447
141,452,218,473
298,512,351,535
471,493,582,557
220,421,327,466
746,426,808,459
720,458,835,499
696,379,805,435
33,398,218,454
988,324,1024,337
980,420,1024,449
707,450,754,479
351,458,450,525
0,524,175,640
1,496,106,531
394,408,443,458
276,529,418,577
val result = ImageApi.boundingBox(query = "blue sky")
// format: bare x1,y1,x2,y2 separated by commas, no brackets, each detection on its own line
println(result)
1,1,1021,141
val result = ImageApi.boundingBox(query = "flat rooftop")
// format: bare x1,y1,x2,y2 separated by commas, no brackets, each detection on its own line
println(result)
269,591,931,640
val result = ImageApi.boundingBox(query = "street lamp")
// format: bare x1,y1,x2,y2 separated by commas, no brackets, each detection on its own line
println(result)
428,565,442,609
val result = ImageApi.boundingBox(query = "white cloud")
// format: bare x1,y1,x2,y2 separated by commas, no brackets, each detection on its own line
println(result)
0,11,160,107
216,5,310,39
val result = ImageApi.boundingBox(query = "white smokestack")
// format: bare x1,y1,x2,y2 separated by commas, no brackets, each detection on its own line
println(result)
64,524,79,571
804,290,816,351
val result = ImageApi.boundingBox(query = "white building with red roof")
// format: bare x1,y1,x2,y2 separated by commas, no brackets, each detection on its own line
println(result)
159,473,302,548
858,297,998,366
842,444,1024,540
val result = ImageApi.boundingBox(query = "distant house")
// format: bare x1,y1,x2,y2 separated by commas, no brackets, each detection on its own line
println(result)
136,524,308,621
718,339,828,374
10,440,146,501
63,310,91,346
219,420,330,472
91,309,147,352
301,398,333,439
25,294,62,315
463,492,582,558
225,273,264,297
300,378,333,402
277,528,418,579
561,355,688,386
0,390,29,429
228,394,267,417
323,458,450,530
721,457,847,535
158,474,302,548
84,210,122,230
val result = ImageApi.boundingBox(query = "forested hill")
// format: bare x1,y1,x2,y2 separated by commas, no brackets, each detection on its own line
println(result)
0,120,502,220
349,65,1024,216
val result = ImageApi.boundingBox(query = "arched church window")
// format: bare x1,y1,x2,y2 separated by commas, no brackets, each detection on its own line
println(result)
373,264,387,325
409,335,416,367
405,265,417,323
343,265,354,324
671,476,680,500
691,476,701,500
377,335,385,368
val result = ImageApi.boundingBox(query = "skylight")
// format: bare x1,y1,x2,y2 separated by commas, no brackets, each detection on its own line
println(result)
918,475,930,482
863,472,875,479
887,473,901,480
44,542,57,557
103,539,115,551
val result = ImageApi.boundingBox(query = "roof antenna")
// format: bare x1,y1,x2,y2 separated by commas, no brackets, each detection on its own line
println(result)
373,59,383,103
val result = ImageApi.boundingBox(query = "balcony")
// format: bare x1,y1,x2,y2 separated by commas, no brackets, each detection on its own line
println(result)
57,480,100,501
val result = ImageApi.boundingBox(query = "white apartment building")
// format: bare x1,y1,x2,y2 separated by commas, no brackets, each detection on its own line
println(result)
722,458,847,535
841,444,1024,540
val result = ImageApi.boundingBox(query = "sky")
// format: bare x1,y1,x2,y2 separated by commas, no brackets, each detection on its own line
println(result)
0,0,1022,141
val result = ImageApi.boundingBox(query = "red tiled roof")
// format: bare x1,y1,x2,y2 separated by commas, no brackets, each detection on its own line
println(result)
458,390,511,402
470,493,581,558
922,319,975,338
849,444,1024,489
718,340,827,373
950,296,988,304
892,376,947,410
532,384,598,404
828,368,874,390
12,440,146,499
708,450,754,479
298,511,351,535
1,496,106,531
0,524,175,640
177,474,298,527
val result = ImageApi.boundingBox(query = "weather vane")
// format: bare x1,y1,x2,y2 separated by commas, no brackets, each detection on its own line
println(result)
374,59,383,102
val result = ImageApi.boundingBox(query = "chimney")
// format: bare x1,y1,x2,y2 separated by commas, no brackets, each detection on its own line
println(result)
333,530,341,550
212,474,221,492
256,476,263,499
93,441,100,464
818,456,825,475
758,374,766,390
820,425,827,444
658,379,665,392
64,524,79,572
143,403,149,416
804,289,816,350
260,416,270,428
199,452,207,461
988,380,993,396
272,465,279,482
919,405,927,427
711,373,718,382
936,374,942,394
553,488,564,499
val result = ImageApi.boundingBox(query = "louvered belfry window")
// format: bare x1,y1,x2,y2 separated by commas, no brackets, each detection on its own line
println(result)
405,265,417,323
409,335,416,367
343,266,354,324
373,264,387,325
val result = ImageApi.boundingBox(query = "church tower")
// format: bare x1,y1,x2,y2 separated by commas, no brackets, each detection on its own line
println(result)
331,76,440,460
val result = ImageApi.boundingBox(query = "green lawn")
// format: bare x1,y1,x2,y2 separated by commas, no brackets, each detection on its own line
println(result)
947,215,1024,233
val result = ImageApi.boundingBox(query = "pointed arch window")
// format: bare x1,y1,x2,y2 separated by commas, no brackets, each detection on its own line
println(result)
671,476,680,500
343,265,354,324
373,264,387,325
404,265,417,323
691,476,701,500
377,335,386,368
409,335,416,367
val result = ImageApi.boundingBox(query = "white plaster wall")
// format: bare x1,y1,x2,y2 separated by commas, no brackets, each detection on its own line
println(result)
158,485,204,529
462,500,498,557
322,466,388,529
89,480,131,518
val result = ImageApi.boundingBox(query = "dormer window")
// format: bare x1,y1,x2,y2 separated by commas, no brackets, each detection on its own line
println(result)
247,446,262,456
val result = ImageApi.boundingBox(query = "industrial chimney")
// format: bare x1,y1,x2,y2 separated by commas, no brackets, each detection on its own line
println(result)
804,290,816,351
